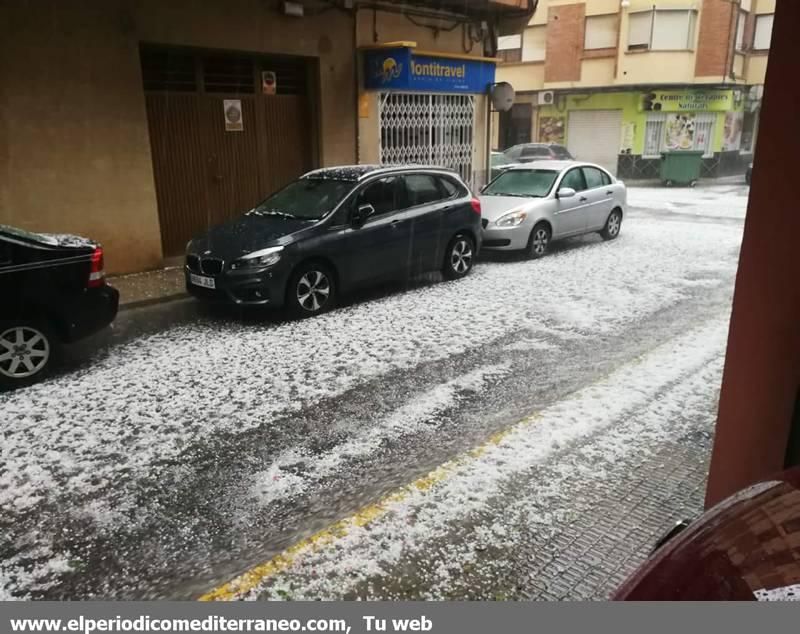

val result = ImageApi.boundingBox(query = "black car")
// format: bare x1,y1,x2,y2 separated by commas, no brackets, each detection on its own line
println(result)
185,165,482,316
0,225,119,388
503,143,574,163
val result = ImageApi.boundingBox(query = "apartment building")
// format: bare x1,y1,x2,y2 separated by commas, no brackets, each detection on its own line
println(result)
495,0,774,178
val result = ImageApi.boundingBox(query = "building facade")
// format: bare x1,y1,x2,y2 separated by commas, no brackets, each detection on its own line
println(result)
0,0,532,274
495,0,774,179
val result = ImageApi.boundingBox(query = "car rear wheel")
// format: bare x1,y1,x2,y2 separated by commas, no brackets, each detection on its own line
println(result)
442,234,475,280
0,322,55,389
287,262,336,318
600,209,623,241
527,223,551,259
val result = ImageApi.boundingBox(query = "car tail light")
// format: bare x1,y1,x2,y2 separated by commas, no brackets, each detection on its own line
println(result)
470,198,482,215
88,247,105,288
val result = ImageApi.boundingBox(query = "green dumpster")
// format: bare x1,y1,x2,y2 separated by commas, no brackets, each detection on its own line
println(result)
660,151,704,187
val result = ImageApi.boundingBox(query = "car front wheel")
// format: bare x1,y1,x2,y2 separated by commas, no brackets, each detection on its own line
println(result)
287,262,336,318
600,209,623,241
442,234,475,280
0,322,55,389
527,223,551,259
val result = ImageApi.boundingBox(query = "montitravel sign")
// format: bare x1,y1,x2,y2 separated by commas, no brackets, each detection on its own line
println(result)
363,47,496,94
640,90,734,112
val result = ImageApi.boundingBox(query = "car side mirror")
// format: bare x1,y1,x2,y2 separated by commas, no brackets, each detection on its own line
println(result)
557,187,576,199
353,204,375,228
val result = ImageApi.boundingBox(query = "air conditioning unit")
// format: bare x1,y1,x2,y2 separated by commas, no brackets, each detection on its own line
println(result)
538,90,555,106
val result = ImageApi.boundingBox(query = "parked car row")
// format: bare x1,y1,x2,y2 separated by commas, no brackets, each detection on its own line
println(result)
185,161,626,316
1,160,625,389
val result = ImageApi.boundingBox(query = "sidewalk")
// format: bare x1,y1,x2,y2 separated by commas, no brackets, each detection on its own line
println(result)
109,266,187,310
624,174,747,188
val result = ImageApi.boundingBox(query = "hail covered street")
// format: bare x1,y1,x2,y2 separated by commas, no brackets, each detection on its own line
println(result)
1,184,748,600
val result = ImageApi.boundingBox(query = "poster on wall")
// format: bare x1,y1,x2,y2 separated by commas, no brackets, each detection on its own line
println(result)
620,122,635,153
223,99,243,132
665,114,695,150
723,112,744,151
538,116,565,144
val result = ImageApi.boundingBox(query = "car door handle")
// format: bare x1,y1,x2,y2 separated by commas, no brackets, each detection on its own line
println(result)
390,219,403,228
579,196,588,202
606,190,614,195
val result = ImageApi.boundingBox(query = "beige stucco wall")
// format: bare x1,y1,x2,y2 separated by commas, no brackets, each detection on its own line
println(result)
754,0,776,14
615,51,697,85
497,63,545,92
1,0,356,274
545,57,616,89
746,54,770,85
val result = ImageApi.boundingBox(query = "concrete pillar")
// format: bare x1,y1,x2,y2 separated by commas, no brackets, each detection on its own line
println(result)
705,0,800,507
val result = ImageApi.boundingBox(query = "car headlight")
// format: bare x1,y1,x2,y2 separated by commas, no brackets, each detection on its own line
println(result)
495,210,528,227
230,246,283,270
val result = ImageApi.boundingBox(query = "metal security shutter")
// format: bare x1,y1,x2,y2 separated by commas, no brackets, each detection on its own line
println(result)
566,110,623,175
379,93,475,185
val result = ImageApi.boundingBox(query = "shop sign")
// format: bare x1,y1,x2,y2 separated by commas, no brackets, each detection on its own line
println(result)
223,99,243,132
363,47,496,94
640,90,733,112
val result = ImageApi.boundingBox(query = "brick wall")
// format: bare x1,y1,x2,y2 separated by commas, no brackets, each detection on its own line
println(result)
544,3,585,83
695,0,737,78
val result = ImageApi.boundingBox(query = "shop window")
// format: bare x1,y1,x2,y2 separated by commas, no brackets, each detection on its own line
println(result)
522,26,547,62
628,9,697,51
753,14,774,50
741,111,760,153
694,114,716,158
584,15,618,51
644,113,715,158
735,10,748,52
643,113,667,158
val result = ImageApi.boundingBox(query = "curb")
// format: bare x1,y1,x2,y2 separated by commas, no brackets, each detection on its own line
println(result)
118,292,190,312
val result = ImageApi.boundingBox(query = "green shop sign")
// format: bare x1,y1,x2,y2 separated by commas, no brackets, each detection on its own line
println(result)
640,90,734,112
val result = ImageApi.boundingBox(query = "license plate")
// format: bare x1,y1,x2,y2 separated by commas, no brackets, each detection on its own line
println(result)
190,273,216,289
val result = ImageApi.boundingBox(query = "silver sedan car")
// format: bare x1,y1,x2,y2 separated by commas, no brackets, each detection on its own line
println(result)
479,161,627,258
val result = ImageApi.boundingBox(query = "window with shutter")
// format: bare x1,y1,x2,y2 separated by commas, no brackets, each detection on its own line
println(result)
754,14,774,50
585,15,618,50
522,26,546,62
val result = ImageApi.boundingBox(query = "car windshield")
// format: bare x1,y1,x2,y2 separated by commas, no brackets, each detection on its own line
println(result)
483,169,559,197
250,178,353,220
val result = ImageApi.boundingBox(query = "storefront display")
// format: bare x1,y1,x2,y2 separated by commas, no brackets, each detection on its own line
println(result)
532,88,748,179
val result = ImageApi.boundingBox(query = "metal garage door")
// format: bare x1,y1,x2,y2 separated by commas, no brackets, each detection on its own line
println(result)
567,110,623,175
141,46,315,257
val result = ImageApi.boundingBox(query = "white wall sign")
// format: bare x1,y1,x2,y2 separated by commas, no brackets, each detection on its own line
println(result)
224,99,243,132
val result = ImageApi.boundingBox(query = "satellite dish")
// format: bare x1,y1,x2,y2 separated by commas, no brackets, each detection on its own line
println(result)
490,82,515,112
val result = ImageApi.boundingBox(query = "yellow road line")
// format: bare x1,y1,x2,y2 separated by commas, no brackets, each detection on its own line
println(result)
198,414,539,602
